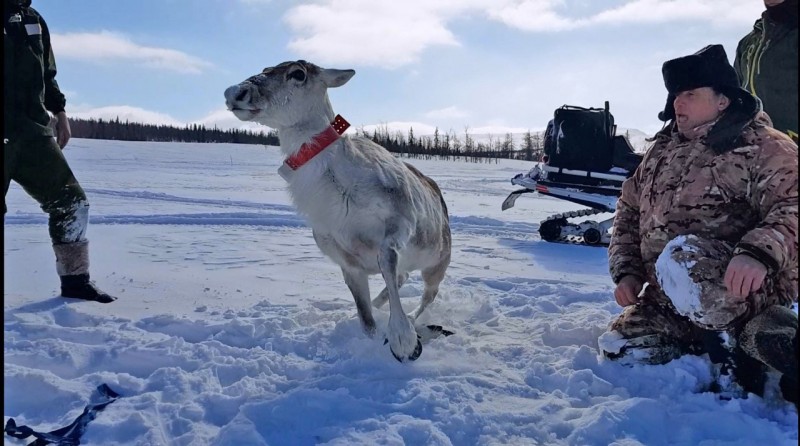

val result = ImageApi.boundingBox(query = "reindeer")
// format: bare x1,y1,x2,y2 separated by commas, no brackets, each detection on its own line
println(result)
224,60,451,361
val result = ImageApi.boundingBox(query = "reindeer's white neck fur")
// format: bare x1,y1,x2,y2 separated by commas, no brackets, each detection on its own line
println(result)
275,95,336,158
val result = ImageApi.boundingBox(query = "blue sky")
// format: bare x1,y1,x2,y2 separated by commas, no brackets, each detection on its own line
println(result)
39,0,763,136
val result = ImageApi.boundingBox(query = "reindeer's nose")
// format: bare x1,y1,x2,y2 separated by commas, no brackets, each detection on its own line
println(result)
224,84,252,109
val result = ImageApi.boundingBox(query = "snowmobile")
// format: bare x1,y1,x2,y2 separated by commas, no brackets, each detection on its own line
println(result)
502,101,643,246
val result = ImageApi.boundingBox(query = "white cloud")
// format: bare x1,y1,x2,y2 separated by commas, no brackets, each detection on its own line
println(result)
487,0,584,32
60,89,78,100
589,0,761,27
277,0,762,68
51,31,213,74
69,105,272,133
284,1,462,69
69,105,186,127
490,0,762,32
424,106,469,120
193,108,272,132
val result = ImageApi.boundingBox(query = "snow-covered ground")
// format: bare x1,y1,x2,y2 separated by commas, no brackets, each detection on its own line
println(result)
4,139,797,445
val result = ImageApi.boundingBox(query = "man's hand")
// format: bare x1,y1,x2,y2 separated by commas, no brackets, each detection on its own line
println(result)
614,275,644,307
54,111,71,149
724,254,767,300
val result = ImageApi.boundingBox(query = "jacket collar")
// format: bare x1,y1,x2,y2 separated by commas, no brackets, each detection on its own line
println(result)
673,118,718,142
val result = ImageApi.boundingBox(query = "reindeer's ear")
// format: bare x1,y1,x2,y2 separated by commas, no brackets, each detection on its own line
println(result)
320,69,355,88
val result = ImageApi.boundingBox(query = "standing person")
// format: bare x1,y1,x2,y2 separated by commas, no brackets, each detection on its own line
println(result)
600,44,798,405
4,0,116,303
734,0,798,141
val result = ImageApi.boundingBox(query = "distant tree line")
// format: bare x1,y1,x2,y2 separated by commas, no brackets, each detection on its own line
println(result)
67,117,279,145
66,116,575,163
355,125,545,163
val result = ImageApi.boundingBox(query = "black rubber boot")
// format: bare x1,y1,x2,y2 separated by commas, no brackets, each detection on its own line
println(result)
700,329,766,398
737,306,798,405
60,274,117,304
778,326,798,408
601,333,690,366
779,373,798,408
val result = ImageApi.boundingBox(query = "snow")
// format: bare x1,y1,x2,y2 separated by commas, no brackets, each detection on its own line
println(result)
4,139,797,446
655,234,702,319
596,330,627,356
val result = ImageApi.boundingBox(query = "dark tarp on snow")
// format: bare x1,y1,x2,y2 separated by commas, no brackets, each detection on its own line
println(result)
4,383,121,446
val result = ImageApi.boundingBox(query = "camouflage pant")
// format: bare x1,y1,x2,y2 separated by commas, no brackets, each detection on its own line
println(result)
4,134,89,244
655,235,772,330
606,296,708,364
605,235,795,368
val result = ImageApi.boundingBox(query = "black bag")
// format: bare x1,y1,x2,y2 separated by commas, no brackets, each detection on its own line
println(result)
549,103,615,172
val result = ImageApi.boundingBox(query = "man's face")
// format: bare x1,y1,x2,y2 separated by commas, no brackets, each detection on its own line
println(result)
673,87,730,134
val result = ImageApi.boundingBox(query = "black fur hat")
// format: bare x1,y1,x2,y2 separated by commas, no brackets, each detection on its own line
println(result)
656,45,761,152
657,44,758,122
4,0,31,8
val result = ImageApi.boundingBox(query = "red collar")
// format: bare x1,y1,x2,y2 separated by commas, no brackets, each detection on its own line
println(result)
284,115,350,170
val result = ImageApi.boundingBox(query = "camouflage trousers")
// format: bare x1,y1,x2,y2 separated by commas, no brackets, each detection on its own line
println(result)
605,296,797,387
604,235,797,372
654,234,778,330
4,134,89,244
604,296,709,365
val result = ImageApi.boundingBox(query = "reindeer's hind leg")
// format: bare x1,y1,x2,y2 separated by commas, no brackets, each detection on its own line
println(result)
371,272,409,309
341,268,377,338
411,254,450,320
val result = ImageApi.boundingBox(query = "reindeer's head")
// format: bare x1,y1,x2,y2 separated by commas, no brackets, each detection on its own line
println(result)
224,60,355,130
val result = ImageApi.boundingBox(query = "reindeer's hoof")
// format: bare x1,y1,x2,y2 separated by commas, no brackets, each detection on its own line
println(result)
389,337,423,362
415,325,456,343
427,325,455,337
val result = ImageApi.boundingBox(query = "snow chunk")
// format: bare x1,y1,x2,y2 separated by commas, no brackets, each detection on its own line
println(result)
597,330,627,355
656,235,702,318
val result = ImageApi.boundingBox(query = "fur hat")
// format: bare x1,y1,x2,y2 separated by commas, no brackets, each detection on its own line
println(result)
4,0,31,9
657,44,758,120
657,44,761,152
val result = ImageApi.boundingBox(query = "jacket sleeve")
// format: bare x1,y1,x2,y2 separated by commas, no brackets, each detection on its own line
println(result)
38,12,66,114
733,136,798,274
608,150,648,283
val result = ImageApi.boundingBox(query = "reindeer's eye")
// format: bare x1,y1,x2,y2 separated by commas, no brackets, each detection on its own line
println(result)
288,69,306,82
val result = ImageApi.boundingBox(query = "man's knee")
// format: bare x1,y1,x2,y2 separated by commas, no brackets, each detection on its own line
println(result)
44,192,90,243
656,235,755,330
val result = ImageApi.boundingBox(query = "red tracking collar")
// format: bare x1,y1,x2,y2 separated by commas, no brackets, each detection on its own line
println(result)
284,115,350,170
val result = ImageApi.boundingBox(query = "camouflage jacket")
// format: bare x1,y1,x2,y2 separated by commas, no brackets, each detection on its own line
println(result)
609,113,798,306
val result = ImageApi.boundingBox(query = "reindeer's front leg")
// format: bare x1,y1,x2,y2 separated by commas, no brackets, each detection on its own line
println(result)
378,241,422,362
